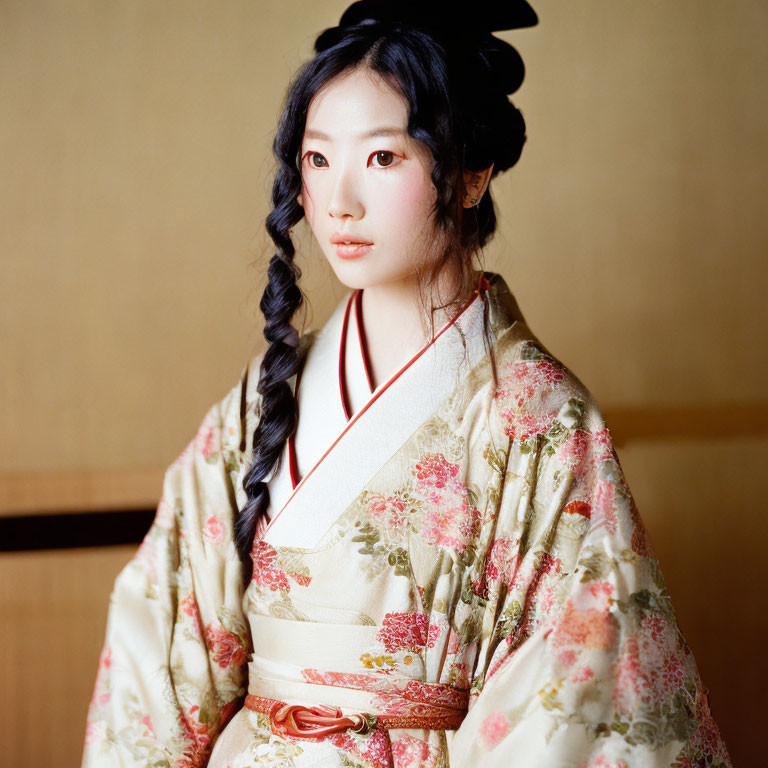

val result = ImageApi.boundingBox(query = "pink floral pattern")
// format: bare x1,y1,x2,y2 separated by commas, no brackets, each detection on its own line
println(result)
494,354,567,442
414,452,460,488
325,727,392,768
204,623,247,669
392,735,437,767
629,494,655,557
366,491,410,532
250,539,311,592
612,613,688,713
479,538,520,599
251,539,290,591
478,710,512,751
195,422,222,460
676,690,733,766
202,515,226,545
412,453,480,553
590,477,619,534
179,593,204,637
556,428,591,473
565,427,624,520
550,581,619,668
376,611,440,654
176,705,214,768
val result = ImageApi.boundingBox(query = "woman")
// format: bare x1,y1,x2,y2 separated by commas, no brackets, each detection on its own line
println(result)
82,2,732,766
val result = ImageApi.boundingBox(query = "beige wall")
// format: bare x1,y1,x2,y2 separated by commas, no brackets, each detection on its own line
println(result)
1,1,765,766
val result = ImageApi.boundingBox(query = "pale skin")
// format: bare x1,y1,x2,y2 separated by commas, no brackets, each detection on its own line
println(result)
296,66,493,391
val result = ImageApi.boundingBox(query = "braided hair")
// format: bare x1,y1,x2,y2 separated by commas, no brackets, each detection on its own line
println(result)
235,0,538,579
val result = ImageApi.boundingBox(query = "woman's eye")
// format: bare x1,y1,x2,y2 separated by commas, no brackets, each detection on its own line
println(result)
306,152,328,169
371,150,398,168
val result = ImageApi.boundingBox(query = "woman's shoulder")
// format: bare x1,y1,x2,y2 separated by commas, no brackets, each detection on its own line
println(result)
489,322,609,443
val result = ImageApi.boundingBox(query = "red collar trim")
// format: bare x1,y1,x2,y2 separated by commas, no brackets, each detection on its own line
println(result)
355,290,376,393
287,275,489,490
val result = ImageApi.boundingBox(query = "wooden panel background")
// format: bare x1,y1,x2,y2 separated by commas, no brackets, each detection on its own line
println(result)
1,1,765,766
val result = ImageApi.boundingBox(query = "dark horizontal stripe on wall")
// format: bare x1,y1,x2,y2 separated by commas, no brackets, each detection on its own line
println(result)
0,509,155,552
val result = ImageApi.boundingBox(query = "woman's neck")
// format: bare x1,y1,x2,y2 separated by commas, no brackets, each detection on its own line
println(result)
358,267,478,390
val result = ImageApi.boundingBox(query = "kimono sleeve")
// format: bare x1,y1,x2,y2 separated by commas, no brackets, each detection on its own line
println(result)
82,362,259,768
446,389,732,768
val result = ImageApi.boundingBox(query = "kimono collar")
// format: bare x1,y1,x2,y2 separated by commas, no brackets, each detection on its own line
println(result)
287,272,494,489
263,272,520,549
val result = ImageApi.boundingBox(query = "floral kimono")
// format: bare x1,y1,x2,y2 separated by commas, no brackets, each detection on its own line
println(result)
82,272,732,768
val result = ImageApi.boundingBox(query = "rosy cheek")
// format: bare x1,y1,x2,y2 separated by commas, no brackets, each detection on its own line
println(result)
388,172,435,219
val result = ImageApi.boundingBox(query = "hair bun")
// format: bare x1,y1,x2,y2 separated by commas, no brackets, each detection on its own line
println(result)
315,0,537,96
335,0,538,37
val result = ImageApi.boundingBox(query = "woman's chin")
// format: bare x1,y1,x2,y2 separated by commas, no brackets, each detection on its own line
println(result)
326,258,382,291
323,251,427,293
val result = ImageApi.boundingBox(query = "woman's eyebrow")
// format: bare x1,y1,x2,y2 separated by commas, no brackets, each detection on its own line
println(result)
303,126,407,141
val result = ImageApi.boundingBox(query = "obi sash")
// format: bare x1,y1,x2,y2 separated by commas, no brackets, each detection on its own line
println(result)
245,611,469,739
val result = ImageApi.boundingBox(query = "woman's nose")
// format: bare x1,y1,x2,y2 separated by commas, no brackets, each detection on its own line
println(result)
327,164,364,220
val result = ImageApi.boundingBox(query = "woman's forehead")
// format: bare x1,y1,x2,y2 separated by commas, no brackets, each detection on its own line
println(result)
305,69,407,134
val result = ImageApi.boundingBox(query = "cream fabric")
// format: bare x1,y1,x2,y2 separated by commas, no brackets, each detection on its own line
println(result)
82,273,732,768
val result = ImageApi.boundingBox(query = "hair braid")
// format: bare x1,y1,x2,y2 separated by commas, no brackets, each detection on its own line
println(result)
235,158,305,578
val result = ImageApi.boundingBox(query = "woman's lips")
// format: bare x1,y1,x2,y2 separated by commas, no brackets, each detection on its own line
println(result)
335,242,373,260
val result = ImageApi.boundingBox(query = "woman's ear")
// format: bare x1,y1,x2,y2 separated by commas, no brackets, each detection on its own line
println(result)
297,193,304,207
462,162,495,208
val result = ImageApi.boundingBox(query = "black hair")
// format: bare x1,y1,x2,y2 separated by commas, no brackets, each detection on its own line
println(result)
235,15,530,579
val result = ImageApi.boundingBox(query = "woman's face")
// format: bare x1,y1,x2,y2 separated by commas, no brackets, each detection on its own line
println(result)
297,66,446,292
